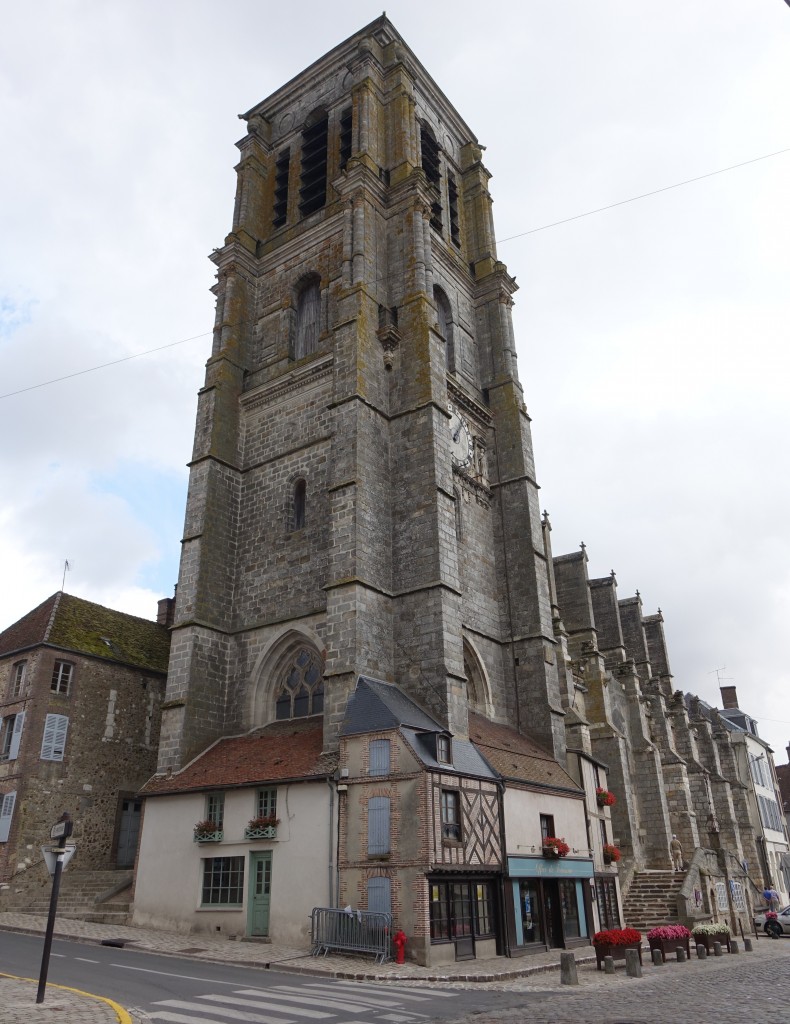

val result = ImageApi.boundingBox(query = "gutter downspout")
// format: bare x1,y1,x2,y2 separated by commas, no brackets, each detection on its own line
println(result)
327,778,336,906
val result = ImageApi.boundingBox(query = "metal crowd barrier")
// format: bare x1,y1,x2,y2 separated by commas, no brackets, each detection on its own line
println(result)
310,907,392,963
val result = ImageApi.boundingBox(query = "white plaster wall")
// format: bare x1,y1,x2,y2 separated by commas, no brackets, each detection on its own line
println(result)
503,789,589,858
133,782,333,945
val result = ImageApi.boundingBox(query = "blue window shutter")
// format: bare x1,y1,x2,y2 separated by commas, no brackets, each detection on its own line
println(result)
41,714,69,761
367,876,391,916
0,791,16,842
8,711,25,760
367,796,390,855
369,739,390,776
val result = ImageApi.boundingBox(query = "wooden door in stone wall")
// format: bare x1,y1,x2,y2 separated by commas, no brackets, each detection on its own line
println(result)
116,798,142,867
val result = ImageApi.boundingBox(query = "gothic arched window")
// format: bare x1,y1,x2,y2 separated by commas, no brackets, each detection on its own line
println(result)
294,279,320,360
434,286,455,373
274,647,324,720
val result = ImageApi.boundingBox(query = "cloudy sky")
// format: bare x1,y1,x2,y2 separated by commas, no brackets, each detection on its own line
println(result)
1,2,788,759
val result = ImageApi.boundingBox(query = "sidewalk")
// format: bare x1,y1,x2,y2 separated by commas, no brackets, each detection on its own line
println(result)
0,910,591,982
0,973,140,1024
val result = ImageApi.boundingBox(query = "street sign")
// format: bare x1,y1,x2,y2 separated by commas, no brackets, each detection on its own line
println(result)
50,819,73,841
41,845,76,876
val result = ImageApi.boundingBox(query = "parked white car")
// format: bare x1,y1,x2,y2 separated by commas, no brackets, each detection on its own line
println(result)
753,905,790,936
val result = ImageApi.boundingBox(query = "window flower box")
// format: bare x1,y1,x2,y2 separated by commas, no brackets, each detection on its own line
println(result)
193,820,223,843
596,787,616,808
647,925,691,959
244,816,280,841
602,843,621,865
593,928,642,970
542,836,570,858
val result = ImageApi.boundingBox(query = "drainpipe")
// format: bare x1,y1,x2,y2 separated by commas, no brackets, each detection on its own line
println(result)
327,778,335,906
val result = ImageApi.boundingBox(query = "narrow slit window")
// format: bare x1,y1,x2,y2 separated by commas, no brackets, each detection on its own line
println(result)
293,479,306,530
448,172,460,247
294,280,320,359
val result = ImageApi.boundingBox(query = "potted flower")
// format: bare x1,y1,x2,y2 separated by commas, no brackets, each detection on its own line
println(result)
691,922,731,953
647,924,691,960
542,836,570,858
602,843,621,865
193,819,223,843
592,927,643,970
596,787,616,808
244,814,281,840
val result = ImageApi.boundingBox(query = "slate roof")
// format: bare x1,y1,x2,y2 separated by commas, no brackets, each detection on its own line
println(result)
403,728,497,779
0,592,170,674
141,718,338,797
340,676,443,736
468,713,582,794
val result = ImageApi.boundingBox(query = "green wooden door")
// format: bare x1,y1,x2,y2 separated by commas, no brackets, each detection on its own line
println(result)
248,852,272,937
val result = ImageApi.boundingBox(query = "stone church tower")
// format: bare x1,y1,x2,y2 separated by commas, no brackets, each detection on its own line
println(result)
158,15,565,773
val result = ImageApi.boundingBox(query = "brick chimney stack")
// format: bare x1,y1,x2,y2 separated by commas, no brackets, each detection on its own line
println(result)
720,685,739,709
157,597,175,628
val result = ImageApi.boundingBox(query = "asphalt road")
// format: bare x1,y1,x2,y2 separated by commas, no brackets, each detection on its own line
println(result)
0,931,543,1022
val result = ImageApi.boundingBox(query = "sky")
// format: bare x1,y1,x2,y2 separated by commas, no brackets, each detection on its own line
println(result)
1,2,788,760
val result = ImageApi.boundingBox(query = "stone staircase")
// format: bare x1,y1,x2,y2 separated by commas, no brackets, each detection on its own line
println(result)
622,869,684,931
4,869,134,925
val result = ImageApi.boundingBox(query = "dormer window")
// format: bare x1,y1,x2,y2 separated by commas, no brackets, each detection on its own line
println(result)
436,734,451,765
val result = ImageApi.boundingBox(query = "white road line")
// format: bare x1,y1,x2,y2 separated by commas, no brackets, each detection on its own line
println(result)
302,983,433,1004
322,982,457,999
74,957,99,963
110,963,243,985
201,994,333,1018
152,1000,295,1024
264,986,414,1011
234,989,370,1014
51,953,66,958
380,1016,419,1023
150,1014,247,1024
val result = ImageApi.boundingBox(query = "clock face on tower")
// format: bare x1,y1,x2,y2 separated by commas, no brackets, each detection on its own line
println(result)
447,403,474,468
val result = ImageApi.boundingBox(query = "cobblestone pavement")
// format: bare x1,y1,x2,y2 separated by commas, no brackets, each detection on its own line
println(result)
0,975,143,1024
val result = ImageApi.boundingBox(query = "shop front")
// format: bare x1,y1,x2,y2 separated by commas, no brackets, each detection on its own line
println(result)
506,855,594,954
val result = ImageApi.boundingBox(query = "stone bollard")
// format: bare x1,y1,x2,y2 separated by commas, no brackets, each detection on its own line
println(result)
730,940,739,954
677,947,687,962
604,956,615,975
652,948,663,966
560,951,578,986
625,948,642,978
696,943,707,959
713,941,722,957
744,938,753,952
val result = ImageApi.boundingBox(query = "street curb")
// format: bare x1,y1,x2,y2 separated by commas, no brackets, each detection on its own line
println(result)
0,923,597,983
0,971,134,1023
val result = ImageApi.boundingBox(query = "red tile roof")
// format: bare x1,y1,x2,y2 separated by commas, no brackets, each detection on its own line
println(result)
142,718,338,796
469,713,582,793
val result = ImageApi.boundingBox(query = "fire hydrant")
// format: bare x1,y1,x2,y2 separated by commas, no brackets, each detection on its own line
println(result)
393,929,407,964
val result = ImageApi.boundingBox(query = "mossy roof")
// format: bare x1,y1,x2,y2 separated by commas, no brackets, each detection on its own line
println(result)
0,592,170,673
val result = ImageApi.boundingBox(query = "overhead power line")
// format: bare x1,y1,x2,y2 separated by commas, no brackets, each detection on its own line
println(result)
1,145,788,403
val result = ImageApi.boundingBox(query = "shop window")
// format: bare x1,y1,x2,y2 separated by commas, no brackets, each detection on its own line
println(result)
201,856,244,906
441,790,461,842
559,879,581,938
51,661,73,695
517,880,543,944
596,877,620,930
368,738,390,776
430,880,493,943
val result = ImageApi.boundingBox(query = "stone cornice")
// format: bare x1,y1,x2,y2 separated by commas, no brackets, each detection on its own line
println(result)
240,354,334,412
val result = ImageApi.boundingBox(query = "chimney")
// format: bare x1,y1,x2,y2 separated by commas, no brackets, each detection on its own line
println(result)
720,685,738,710
157,597,175,628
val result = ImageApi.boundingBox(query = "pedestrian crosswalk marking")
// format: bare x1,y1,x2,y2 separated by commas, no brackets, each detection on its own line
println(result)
151,999,296,1023
200,994,333,1018
233,989,371,1013
302,983,435,1004
150,1014,261,1024
255,985,422,1012
319,982,457,999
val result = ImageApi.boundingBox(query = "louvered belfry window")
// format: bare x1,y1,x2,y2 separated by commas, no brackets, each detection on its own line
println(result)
448,172,461,247
272,148,290,227
299,112,329,217
420,123,443,232
339,107,352,171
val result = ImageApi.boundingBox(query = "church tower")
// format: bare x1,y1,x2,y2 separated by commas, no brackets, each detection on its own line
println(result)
158,16,565,773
